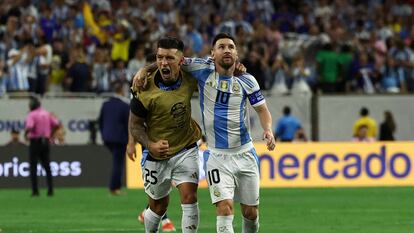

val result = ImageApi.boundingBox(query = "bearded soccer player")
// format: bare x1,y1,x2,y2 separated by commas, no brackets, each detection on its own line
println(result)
181,33,275,233
133,33,275,233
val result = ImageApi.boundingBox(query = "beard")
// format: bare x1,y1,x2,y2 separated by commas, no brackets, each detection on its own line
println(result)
218,57,235,70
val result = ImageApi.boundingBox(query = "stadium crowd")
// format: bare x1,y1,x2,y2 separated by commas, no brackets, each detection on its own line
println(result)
1,0,414,97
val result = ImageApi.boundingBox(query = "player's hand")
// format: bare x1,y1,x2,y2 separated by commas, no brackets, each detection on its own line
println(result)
148,140,169,157
132,68,148,92
234,62,247,76
126,143,136,161
263,129,275,151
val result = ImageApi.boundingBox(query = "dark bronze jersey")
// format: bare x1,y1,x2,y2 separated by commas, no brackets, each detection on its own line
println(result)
132,70,201,160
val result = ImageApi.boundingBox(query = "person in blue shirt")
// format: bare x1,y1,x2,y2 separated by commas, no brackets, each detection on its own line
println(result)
274,106,302,142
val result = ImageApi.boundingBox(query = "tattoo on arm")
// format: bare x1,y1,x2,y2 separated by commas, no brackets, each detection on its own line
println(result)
129,111,149,148
146,62,158,74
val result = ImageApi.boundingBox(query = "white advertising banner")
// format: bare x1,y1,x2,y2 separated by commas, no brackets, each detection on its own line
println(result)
0,99,104,144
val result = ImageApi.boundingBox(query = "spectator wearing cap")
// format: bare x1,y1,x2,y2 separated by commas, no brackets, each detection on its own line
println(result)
6,128,26,146
98,80,129,195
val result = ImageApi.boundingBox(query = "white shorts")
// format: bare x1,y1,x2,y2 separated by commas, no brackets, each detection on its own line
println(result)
141,146,199,200
205,148,260,206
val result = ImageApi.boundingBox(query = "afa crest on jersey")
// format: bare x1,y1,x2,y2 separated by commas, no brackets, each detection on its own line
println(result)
220,80,229,91
232,82,240,93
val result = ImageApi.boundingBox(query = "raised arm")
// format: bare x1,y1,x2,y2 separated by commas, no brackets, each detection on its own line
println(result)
131,63,157,92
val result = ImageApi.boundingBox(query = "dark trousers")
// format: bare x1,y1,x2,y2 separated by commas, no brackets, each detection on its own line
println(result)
29,138,53,194
105,142,126,190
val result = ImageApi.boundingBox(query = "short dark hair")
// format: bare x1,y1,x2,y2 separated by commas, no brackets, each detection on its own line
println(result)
111,79,123,93
11,127,20,134
157,37,184,52
360,107,369,116
212,33,236,47
283,106,291,115
29,96,41,111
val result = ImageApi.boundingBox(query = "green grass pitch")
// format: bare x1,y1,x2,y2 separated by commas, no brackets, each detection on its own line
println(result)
0,187,413,233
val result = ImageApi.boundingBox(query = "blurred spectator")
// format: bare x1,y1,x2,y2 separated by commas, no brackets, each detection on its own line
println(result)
242,44,271,90
379,110,396,141
352,124,376,142
110,59,129,95
290,53,312,94
6,45,32,92
92,45,111,93
5,128,26,146
270,54,289,94
1,0,414,96
274,106,303,142
316,43,340,93
184,21,204,56
64,46,91,92
98,80,129,195
111,20,131,62
39,5,58,43
0,32,6,96
379,56,406,93
353,51,380,94
338,44,353,92
48,55,65,93
352,107,378,139
127,47,146,82
35,36,53,95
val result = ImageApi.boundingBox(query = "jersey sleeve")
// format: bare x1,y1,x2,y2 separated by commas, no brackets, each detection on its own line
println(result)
130,96,148,118
238,73,265,107
182,57,215,82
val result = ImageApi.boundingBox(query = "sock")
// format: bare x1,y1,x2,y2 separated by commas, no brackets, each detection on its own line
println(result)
181,203,199,233
217,215,234,233
144,208,162,233
242,216,259,233
161,217,172,225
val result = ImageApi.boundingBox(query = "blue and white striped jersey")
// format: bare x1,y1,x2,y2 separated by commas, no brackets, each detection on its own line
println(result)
183,57,265,152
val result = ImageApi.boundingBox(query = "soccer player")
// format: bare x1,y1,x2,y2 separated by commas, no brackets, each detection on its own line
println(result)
182,33,275,233
127,53,176,232
128,37,201,233
134,33,275,233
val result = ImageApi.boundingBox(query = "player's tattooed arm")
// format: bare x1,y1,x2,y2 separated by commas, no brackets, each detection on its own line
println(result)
129,111,150,149
128,111,170,157
132,63,157,91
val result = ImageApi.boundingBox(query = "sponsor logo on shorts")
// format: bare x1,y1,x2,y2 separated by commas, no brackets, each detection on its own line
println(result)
213,186,221,197
219,226,228,232
190,172,198,179
185,225,197,230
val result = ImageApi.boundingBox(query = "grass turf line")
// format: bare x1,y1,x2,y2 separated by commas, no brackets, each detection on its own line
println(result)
0,187,413,233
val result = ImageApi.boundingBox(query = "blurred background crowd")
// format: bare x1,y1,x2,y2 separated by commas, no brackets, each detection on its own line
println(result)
1,0,414,97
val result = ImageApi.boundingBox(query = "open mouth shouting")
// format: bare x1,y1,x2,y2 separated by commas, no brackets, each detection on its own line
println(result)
160,67,172,78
